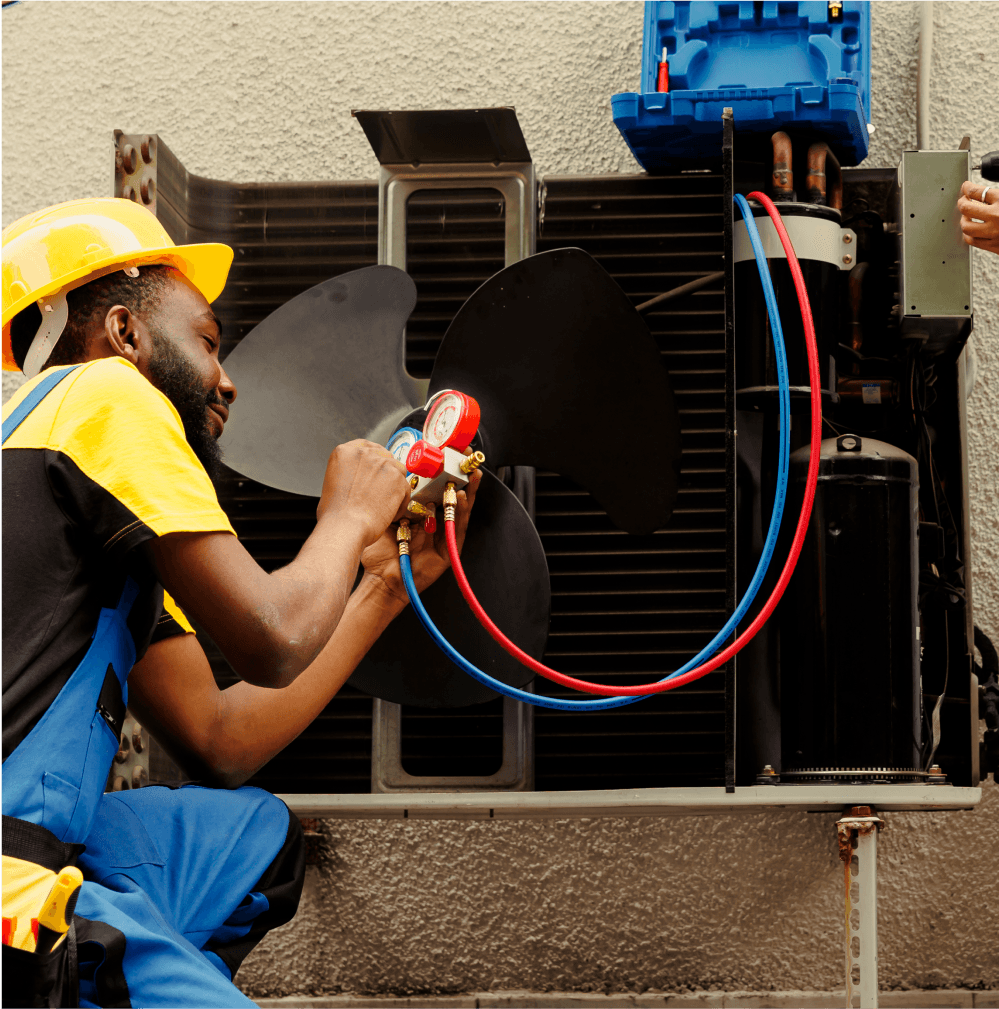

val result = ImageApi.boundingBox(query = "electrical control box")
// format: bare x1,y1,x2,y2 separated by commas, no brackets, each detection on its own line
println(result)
891,150,973,352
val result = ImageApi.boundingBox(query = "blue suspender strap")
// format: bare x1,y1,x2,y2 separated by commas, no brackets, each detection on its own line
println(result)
2,365,81,445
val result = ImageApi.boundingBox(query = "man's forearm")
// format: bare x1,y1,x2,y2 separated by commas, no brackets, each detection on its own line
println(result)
150,517,369,689
207,574,405,787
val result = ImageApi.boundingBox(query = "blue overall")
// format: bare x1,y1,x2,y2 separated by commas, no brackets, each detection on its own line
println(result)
3,368,302,1008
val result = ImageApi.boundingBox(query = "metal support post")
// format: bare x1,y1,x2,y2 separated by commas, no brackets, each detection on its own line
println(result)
836,805,886,1009
354,108,538,793
371,695,534,793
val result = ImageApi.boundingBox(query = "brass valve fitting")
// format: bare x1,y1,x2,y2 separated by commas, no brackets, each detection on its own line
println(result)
407,500,430,518
396,520,412,556
459,451,486,475
443,483,457,523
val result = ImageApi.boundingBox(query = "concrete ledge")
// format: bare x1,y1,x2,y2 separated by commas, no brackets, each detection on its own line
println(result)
276,784,981,820
255,989,997,1008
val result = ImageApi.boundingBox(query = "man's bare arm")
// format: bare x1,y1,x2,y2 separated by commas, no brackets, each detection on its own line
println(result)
129,473,480,787
127,575,402,788
146,439,410,689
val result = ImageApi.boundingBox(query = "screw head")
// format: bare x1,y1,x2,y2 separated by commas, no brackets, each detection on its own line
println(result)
843,234,853,244
843,254,853,265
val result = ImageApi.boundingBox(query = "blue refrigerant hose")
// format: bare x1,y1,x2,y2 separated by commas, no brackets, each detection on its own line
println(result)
400,195,791,711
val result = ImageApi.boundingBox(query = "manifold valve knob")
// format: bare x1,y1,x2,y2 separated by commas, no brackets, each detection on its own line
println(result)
406,440,445,478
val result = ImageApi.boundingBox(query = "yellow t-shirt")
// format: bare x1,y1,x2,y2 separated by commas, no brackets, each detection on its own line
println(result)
2,357,233,759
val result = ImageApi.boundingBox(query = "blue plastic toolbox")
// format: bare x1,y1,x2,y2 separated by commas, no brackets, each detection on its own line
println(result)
612,1,871,173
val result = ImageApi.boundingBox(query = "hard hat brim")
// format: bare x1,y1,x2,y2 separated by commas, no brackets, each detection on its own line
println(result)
2,241,234,371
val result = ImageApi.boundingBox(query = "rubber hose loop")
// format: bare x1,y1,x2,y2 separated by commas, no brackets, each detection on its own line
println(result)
407,195,820,709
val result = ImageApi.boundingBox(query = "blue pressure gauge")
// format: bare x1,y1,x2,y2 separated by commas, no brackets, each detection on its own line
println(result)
386,427,423,472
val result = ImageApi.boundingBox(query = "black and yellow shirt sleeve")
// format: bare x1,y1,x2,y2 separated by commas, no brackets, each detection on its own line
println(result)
2,357,233,758
154,590,197,641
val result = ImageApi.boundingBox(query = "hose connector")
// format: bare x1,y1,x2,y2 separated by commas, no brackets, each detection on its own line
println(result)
443,483,457,523
407,500,430,519
459,451,485,475
397,519,411,556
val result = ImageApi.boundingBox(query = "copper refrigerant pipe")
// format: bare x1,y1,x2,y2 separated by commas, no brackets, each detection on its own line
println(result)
771,131,794,198
806,142,843,210
848,261,868,354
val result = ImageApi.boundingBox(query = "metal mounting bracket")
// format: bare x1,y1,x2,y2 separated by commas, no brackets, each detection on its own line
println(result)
352,107,536,270
356,108,537,793
371,695,534,793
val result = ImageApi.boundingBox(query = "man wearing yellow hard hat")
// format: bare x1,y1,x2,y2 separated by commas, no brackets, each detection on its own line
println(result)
2,198,480,1007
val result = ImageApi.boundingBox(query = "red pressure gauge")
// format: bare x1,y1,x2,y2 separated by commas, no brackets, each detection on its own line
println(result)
422,390,480,452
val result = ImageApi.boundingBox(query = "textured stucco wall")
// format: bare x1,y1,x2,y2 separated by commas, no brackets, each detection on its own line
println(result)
2,0,997,998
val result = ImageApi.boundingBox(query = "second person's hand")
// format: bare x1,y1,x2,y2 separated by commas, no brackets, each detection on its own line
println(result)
958,181,999,255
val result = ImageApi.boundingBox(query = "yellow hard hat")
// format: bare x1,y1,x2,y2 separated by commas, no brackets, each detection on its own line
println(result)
2,197,233,372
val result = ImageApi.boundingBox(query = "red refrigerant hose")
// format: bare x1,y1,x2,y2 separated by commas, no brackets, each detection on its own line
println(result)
444,192,824,696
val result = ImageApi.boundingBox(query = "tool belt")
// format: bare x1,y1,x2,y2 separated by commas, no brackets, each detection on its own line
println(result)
2,816,84,1009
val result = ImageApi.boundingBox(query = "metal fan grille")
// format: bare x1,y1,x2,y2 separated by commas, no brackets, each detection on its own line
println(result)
148,143,730,791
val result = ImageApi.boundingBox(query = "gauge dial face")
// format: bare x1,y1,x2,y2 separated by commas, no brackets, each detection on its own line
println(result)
386,427,422,468
425,393,463,447
422,390,480,451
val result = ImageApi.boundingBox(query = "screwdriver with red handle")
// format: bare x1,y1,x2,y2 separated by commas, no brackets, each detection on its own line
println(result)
657,46,669,93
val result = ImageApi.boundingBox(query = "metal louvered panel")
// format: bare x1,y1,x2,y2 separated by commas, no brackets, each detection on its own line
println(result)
531,175,728,790
147,139,731,793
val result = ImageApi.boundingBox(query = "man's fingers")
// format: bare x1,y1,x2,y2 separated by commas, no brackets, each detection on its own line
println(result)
969,236,999,253
462,469,482,509
453,475,481,546
960,216,995,238
958,196,998,220
960,181,996,203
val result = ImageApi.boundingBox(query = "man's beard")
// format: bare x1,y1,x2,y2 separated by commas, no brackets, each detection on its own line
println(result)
146,331,225,485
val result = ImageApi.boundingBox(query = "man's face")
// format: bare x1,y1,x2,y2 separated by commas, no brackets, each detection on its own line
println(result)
138,274,236,483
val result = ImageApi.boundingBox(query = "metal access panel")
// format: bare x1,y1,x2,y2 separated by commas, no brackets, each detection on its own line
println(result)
896,150,972,344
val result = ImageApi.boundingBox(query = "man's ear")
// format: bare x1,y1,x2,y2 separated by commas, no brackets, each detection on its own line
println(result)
102,305,141,364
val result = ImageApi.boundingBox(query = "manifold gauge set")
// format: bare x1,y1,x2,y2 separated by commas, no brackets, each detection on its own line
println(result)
386,390,484,533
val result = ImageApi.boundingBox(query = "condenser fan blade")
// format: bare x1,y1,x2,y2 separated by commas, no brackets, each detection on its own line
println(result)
428,248,682,535
220,267,424,497
348,468,550,707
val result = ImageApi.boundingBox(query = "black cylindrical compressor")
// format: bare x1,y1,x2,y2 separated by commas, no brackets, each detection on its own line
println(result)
735,202,843,412
777,435,922,782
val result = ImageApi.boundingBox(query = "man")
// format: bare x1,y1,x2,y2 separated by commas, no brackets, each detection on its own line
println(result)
2,198,479,1007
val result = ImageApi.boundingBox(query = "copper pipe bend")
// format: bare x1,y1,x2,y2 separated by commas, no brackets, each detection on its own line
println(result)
771,131,793,198
806,142,843,210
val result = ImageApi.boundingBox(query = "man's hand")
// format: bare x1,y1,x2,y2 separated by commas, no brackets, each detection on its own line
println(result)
318,439,412,547
958,181,999,255
360,468,482,606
